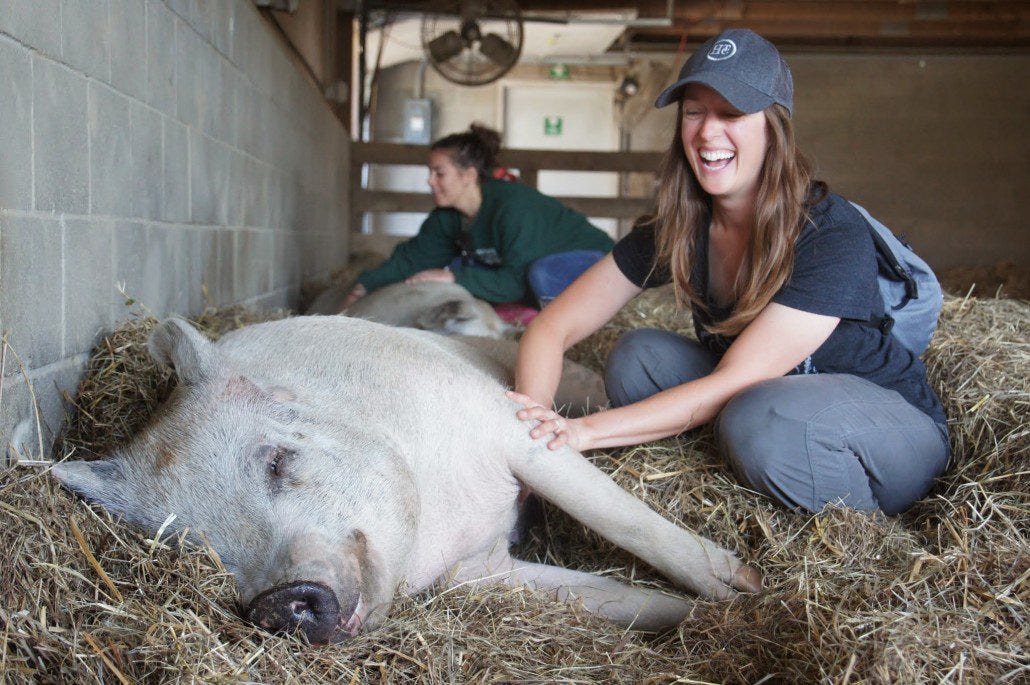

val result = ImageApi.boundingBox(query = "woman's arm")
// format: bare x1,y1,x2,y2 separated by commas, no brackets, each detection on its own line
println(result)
518,302,840,451
515,255,642,408
357,213,458,293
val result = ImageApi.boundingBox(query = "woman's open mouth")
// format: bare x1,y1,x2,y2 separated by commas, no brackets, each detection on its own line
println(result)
699,149,735,171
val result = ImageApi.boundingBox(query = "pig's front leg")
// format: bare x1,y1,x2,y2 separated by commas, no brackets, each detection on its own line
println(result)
446,545,695,631
506,443,762,600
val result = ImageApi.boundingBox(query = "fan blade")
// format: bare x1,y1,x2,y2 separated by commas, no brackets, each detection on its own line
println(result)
479,33,517,67
428,30,465,62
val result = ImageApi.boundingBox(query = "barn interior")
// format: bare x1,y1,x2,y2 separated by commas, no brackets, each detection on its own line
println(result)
1,0,1028,449
0,1,1027,682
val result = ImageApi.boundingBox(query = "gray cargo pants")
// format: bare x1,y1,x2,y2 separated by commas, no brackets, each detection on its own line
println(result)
605,329,950,515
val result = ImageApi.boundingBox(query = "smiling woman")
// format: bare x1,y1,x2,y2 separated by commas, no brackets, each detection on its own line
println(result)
511,28,951,518
343,124,615,312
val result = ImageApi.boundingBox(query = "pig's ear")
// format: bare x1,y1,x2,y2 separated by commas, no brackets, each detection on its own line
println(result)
148,317,221,385
416,300,474,331
51,459,132,516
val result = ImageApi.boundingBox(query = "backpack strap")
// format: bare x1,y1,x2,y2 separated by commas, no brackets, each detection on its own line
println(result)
868,226,919,303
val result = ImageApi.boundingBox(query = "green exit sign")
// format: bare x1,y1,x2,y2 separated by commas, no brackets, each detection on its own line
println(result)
549,63,570,80
544,115,563,136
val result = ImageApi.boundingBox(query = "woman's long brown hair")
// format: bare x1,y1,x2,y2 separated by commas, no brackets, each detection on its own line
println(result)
653,103,823,337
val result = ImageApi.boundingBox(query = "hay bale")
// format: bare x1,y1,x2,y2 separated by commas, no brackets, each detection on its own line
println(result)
1,292,1027,683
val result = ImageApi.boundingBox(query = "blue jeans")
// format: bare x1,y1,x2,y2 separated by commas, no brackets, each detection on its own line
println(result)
527,250,606,307
605,328,950,515
450,250,606,307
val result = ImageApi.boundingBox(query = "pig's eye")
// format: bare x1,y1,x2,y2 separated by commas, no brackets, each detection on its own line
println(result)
266,447,293,477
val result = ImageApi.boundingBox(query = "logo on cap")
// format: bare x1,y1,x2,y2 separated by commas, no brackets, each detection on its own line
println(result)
707,39,737,61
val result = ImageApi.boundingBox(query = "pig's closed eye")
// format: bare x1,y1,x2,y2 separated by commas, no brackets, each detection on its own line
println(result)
267,447,294,477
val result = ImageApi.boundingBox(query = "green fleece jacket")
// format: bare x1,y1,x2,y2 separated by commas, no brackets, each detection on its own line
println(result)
357,180,615,303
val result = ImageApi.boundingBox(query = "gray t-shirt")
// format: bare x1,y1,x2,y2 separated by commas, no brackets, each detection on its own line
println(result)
612,192,946,425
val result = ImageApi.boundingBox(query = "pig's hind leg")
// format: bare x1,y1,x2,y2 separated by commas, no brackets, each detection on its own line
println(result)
447,544,694,631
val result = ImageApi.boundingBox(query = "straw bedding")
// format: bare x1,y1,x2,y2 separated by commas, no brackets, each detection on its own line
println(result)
1,288,1026,683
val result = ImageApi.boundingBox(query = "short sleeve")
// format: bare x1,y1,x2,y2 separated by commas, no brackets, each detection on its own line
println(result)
772,203,878,321
612,225,670,289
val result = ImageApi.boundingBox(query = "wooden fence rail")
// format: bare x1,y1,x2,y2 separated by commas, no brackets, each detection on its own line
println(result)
349,142,664,232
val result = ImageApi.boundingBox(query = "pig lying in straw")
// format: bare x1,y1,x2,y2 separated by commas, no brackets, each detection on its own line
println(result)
53,316,760,643
307,281,513,340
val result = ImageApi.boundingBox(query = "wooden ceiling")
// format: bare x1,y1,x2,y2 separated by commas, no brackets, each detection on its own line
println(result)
514,1,1030,50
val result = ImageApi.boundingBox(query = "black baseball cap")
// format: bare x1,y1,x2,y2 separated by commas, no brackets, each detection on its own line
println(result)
655,29,794,115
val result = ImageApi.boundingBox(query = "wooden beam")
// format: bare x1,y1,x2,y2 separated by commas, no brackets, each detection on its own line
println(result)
634,18,1030,46
355,190,654,219
352,142,664,173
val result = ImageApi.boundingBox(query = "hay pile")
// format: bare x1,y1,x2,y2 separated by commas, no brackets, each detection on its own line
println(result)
1,292,1027,683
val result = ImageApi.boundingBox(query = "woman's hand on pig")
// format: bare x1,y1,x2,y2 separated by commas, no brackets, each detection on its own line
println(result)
506,390,586,452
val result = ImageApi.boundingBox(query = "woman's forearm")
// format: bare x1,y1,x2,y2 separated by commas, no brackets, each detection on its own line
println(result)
577,370,751,450
514,318,569,408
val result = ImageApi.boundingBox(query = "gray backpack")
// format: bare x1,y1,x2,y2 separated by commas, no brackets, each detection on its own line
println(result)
851,202,943,357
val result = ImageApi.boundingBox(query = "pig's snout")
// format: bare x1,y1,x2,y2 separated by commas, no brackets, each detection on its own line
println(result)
246,581,357,643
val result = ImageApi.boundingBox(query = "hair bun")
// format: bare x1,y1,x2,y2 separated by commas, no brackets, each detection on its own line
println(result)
469,123,501,161
431,123,502,181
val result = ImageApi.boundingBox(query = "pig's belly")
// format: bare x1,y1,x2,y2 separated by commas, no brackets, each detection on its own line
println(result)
402,456,521,591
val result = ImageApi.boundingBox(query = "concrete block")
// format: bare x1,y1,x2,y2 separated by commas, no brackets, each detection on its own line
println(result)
198,48,225,141
1,356,85,462
280,177,302,232
272,230,301,291
185,0,213,45
0,0,63,59
87,81,133,217
129,100,163,220
165,0,193,24
109,0,147,101
174,20,202,129
184,227,219,313
234,229,273,301
209,0,235,58
0,214,63,373
266,168,285,229
112,221,159,321
145,0,176,114
0,36,33,211
213,57,239,146
230,1,270,91
33,57,89,214
189,130,231,225
61,0,111,82
230,151,269,228
295,186,323,234
217,229,235,304
162,117,190,222
149,224,188,316
63,218,113,357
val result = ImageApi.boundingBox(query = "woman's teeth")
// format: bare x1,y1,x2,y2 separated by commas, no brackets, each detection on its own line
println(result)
700,150,734,169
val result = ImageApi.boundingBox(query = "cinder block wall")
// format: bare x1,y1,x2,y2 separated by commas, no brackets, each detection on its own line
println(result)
0,0,350,458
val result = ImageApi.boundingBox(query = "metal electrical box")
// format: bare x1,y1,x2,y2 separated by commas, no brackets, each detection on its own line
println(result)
403,99,433,145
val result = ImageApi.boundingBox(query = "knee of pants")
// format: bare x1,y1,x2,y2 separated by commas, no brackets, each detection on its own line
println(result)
715,383,798,503
604,328,718,408
716,380,882,513
604,329,663,407
715,377,932,514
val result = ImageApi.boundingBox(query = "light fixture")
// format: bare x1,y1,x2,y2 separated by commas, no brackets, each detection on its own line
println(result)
618,75,640,98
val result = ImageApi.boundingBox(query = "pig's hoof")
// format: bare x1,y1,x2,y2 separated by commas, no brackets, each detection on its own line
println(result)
731,565,763,593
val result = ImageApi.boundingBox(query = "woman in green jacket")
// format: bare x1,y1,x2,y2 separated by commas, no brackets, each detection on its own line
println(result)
344,124,614,310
